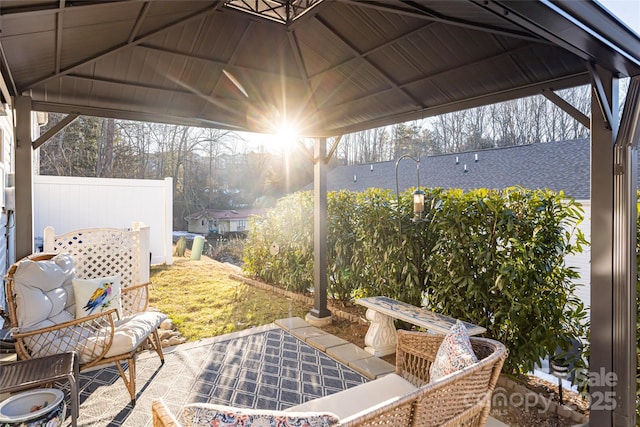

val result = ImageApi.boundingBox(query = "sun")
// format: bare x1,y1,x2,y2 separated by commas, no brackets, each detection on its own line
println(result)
275,123,299,150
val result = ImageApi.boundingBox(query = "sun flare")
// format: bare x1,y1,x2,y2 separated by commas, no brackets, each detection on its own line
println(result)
276,124,299,149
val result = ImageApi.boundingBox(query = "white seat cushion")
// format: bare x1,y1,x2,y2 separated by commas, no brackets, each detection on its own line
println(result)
106,311,167,358
78,311,167,362
285,373,417,420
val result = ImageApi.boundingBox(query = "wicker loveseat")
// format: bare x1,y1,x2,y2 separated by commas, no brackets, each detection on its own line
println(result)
152,330,506,427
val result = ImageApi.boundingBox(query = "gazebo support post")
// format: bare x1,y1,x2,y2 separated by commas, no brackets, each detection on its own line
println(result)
611,76,640,426
14,95,34,260
590,68,639,427
307,137,331,325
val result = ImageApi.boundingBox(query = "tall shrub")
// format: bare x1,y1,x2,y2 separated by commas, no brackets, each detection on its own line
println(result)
243,191,314,293
425,187,588,374
243,186,588,375
327,190,359,300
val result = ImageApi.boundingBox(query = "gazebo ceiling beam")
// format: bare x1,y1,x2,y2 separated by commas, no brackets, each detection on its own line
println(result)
32,113,78,150
198,20,254,118
589,62,616,133
286,31,318,112
128,1,151,44
136,44,301,82
321,43,557,113
323,72,591,137
54,0,64,74
63,73,236,102
31,100,245,130
0,0,144,17
22,3,223,91
541,89,590,129
470,0,583,56
342,0,546,43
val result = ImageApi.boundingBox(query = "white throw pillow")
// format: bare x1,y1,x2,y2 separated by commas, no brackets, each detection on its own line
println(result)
429,320,478,382
12,253,75,330
73,275,122,318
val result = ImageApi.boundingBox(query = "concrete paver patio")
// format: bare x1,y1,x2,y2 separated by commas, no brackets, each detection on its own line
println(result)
2,317,509,426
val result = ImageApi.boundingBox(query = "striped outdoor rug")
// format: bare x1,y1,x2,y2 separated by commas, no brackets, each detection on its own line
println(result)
69,324,367,426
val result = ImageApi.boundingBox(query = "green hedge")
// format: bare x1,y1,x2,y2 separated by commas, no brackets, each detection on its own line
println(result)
243,187,587,374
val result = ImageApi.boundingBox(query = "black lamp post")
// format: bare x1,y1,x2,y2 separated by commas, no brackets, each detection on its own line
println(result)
395,155,425,222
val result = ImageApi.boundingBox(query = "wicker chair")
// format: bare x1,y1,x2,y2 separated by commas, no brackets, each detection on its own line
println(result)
151,330,506,427
4,251,165,405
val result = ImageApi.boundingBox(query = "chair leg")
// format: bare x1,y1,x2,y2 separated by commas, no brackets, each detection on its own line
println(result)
150,329,165,364
115,356,137,406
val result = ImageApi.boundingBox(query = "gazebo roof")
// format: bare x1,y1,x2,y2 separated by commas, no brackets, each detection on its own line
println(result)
1,0,639,136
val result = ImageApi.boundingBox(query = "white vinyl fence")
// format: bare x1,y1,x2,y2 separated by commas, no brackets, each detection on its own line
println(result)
34,175,173,265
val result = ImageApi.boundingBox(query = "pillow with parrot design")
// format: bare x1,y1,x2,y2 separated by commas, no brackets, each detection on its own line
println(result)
73,275,122,319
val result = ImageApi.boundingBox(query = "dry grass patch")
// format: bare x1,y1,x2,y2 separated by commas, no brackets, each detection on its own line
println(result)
149,255,309,341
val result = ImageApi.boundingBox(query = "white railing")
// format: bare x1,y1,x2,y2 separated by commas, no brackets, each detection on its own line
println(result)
43,223,151,285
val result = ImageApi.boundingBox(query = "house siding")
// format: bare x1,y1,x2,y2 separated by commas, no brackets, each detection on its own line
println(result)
567,201,591,314
0,110,14,312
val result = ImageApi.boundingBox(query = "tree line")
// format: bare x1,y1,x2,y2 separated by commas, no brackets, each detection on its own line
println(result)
38,118,313,228
338,85,598,164
37,82,623,225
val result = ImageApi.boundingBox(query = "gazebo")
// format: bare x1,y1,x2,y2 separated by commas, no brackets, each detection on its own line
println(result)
0,1,639,425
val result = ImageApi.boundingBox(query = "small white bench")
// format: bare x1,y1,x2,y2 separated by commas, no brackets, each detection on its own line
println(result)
356,296,486,356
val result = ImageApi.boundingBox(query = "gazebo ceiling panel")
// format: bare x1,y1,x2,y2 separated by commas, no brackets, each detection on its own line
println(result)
315,2,426,53
310,63,395,108
363,28,526,86
59,22,136,68
229,24,303,77
1,0,639,136
0,34,55,83
186,15,250,63
0,10,57,35
60,2,140,28
293,18,359,77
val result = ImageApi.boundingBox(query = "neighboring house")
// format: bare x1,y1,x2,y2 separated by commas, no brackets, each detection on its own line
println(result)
186,208,267,236
309,138,630,315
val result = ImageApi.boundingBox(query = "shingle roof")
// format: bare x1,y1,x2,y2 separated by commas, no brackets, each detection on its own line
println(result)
310,139,597,199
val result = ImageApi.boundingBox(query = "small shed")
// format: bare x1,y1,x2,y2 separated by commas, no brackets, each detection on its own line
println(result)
185,208,267,236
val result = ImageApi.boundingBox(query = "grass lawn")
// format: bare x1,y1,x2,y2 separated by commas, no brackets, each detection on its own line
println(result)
149,255,311,341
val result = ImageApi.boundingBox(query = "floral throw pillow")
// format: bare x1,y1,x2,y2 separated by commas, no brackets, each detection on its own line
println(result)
181,403,340,427
429,320,478,382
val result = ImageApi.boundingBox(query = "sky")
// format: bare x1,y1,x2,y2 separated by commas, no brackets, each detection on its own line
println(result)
598,0,640,34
